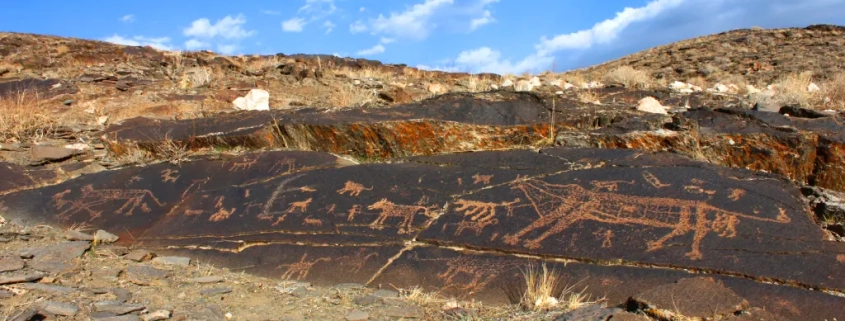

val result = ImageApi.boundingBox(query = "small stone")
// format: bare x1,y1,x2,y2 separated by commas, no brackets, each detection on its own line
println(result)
0,256,25,272
8,308,37,321
94,301,146,315
90,311,119,318
95,245,131,257
200,287,232,296
141,309,171,321
111,287,133,303
40,301,79,316
24,241,90,273
95,230,120,243
187,276,224,283
289,286,308,297
124,249,153,262
125,265,170,285
15,282,76,294
152,256,191,267
382,306,423,319
92,267,123,280
64,229,95,241
353,295,379,306
95,315,141,321
62,99,75,106
334,283,365,290
0,273,44,285
224,312,233,319
373,289,399,298
29,146,79,163
608,311,651,321
345,309,369,321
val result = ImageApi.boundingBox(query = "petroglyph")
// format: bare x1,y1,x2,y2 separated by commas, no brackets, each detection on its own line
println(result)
367,197,439,234
729,188,746,201
161,169,179,183
347,205,362,222
504,179,792,259
278,254,331,280
302,216,323,227
336,181,373,197
685,185,716,195
269,158,297,175
457,177,463,186
590,180,634,192
53,185,164,221
410,254,519,294
258,174,307,221
209,196,236,222
125,175,142,187
643,171,670,188
300,186,317,192
338,249,379,273
593,229,614,248
472,174,493,185
448,217,499,236
448,199,521,236
229,155,259,171
272,198,313,226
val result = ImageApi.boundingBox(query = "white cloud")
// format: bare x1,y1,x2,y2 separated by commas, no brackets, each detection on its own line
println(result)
103,35,172,51
356,44,385,56
323,20,336,34
349,21,368,33
365,0,453,40
184,39,210,50
469,10,494,31
452,47,553,74
535,0,685,55
359,7,366,12
120,14,135,23
299,0,337,17
261,9,281,15
282,17,307,32
183,14,255,39
379,37,396,44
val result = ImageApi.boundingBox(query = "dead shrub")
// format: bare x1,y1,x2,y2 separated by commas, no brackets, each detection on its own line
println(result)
328,84,377,108
766,71,816,108
820,72,845,110
519,263,603,312
602,66,651,89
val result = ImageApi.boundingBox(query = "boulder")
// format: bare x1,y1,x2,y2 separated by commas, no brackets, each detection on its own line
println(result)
636,97,668,114
232,89,270,111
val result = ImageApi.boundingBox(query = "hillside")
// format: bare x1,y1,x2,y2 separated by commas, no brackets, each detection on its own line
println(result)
572,24,845,86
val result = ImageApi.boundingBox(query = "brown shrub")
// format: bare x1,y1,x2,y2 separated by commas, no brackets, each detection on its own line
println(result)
0,90,58,143
602,66,651,89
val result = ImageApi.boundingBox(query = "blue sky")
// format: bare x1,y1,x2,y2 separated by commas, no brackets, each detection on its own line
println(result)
2,0,844,74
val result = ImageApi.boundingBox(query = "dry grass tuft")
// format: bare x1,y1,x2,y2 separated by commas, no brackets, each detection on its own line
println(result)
519,263,604,313
0,90,59,143
576,90,601,104
765,71,816,108
328,84,377,108
602,66,651,89
820,72,845,110
152,134,191,165
185,66,213,88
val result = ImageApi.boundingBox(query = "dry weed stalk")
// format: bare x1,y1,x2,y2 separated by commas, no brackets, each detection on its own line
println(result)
519,263,603,312
329,84,377,108
0,89,58,143
763,71,816,108
153,134,190,165
820,72,845,110
603,66,651,89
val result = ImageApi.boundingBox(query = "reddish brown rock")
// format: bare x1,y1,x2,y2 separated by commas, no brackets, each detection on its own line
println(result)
629,277,748,319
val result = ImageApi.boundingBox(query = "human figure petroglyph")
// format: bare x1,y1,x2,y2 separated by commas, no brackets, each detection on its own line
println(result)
472,174,493,185
642,171,670,188
278,254,331,280
504,179,792,259
125,175,142,187
367,197,439,234
593,229,614,248
338,249,379,273
209,196,236,222
53,185,164,221
728,188,746,201
272,198,313,226
336,181,373,197
347,205,362,222
161,169,179,183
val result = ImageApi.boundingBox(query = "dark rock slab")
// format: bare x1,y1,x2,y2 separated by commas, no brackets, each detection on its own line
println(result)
15,282,77,294
420,149,845,292
0,78,78,100
554,305,621,321
0,272,44,284
23,241,90,273
0,256,25,272
0,161,59,195
29,146,80,164
629,277,747,319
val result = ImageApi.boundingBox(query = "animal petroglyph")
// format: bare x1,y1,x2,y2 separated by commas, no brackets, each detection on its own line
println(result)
367,198,439,234
504,179,792,259
279,254,331,280
269,158,297,175
643,172,671,188
209,196,236,222
302,216,323,227
336,181,373,197
258,174,309,222
53,185,164,221
272,198,313,226
590,180,634,192
449,199,521,236
410,254,519,294
161,169,179,183
347,205,362,222
685,185,717,195
472,174,493,185
338,249,379,273
729,188,746,201
229,155,259,171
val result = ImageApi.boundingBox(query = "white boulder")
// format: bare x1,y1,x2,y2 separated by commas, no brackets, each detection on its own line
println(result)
714,83,730,93
529,76,542,88
746,84,761,95
233,89,270,111
501,79,514,87
563,82,576,90
515,79,534,92
808,82,820,92
637,97,668,115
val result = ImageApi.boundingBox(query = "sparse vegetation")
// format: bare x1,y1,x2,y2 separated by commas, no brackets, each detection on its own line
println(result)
328,83,377,108
763,71,816,108
820,72,845,110
518,263,603,312
576,90,601,104
602,66,651,89
0,90,58,143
